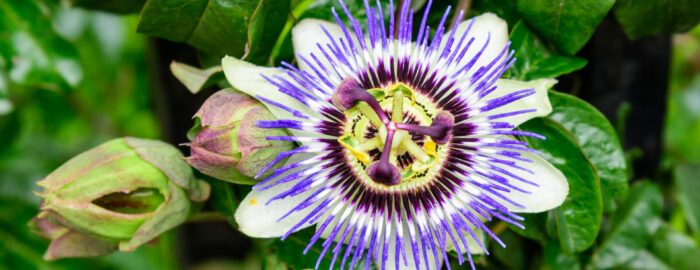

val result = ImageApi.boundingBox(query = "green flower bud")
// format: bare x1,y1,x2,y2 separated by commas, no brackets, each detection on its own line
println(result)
32,137,210,260
185,89,294,184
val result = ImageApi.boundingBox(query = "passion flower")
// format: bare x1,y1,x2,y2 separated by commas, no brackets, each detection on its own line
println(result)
225,1,568,269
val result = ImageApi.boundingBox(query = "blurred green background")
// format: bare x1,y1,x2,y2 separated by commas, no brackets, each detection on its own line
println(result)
1,0,700,269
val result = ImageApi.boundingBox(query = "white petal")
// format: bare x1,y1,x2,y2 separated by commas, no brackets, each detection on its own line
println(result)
233,155,322,238
444,13,509,75
292,18,345,73
222,56,316,121
480,78,557,127
498,148,569,213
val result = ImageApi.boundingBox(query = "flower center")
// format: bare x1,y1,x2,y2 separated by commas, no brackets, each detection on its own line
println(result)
333,79,454,187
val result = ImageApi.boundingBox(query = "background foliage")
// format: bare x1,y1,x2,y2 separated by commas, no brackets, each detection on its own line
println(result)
1,0,700,269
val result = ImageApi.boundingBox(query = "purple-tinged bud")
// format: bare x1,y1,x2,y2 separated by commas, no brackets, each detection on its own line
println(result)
185,89,294,184
31,137,210,260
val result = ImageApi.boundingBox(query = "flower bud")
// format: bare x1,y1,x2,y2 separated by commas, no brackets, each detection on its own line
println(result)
185,89,294,184
31,137,210,260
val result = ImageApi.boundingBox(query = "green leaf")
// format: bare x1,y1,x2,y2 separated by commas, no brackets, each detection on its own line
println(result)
594,181,663,269
674,164,700,239
520,117,603,254
507,21,587,80
0,0,83,90
492,230,527,269
650,224,700,269
244,0,291,65
473,0,521,26
68,0,147,14
665,76,700,162
615,250,671,270
508,212,548,242
0,64,12,116
613,0,700,40
516,0,615,55
548,91,628,213
137,0,259,57
544,241,581,270
169,61,223,94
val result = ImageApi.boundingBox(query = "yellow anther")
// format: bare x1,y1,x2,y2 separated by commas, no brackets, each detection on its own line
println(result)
338,133,370,163
423,138,439,169
425,139,437,157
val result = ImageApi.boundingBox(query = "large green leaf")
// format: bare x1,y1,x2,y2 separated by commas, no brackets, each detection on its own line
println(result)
508,212,548,242
68,0,147,14
650,224,700,269
616,250,670,270
0,0,82,90
614,0,700,40
492,230,527,269
548,91,628,213
520,117,602,254
544,241,580,270
473,0,521,26
516,0,615,55
674,164,700,239
245,0,290,65
507,21,587,80
593,181,663,269
137,0,261,58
